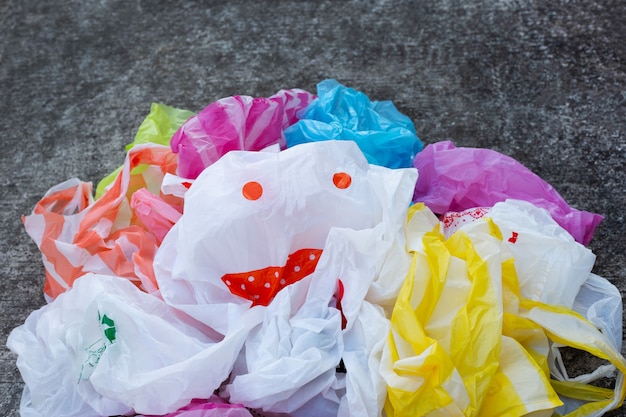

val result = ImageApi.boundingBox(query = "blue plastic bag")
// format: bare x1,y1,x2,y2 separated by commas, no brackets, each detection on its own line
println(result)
284,79,423,168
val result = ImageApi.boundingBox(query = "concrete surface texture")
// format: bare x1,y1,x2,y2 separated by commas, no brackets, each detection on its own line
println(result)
1,0,624,415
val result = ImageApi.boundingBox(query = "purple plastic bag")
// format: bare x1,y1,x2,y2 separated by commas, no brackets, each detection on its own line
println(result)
137,397,253,417
171,89,316,179
412,141,603,245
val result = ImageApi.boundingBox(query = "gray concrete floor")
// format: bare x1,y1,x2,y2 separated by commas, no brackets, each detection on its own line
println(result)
1,0,624,415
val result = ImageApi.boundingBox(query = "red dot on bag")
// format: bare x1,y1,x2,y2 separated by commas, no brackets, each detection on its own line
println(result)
333,172,352,189
242,181,263,200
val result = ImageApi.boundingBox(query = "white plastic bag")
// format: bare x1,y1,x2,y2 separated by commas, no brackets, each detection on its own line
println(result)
441,199,596,308
7,273,263,416
154,140,417,335
442,199,622,350
485,199,596,308
225,227,393,417
573,272,623,352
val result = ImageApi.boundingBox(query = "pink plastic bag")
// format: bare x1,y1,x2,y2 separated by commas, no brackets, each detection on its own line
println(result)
131,188,183,244
412,141,603,245
171,88,316,179
136,397,253,417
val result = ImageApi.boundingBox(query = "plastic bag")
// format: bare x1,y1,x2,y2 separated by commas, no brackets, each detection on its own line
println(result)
224,226,395,417
572,272,623,352
412,140,603,245
284,79,423,169
525,301,626,417
96,102,195,199
7,273,264,416
154,140,417,335
136,397,253,417
130,187,183,243
171,88,316,179
442,199,609,313
381,204,626,416
225,265,345,416
23,143,184,299
382,206,520,416
485,199,596,308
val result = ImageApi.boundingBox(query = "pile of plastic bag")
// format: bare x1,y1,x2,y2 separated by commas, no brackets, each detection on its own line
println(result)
8,79,625,417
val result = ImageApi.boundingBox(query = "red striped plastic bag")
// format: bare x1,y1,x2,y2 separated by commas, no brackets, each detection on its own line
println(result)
23,144,181,299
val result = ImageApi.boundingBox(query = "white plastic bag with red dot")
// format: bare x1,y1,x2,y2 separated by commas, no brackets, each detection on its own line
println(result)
154,140,417,335
485,199,596,309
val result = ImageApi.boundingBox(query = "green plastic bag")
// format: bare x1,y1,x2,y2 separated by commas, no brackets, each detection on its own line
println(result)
95,103,194,199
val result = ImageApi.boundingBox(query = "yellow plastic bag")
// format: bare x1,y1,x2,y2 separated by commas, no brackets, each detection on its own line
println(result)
380,204,626,417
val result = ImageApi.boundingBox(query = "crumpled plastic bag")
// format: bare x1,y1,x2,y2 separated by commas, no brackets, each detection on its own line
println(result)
412,140,603,245
136,397,253,417
154,140,417,335
486,199,596,308
284,79,423,168
171,88,316,179
572,272,623,352
129,102,196,151
96,102,195,199
529,301,626,417
225,264,345,416
438,199,597,309
7,273,264,416
224,226,396,417
382,207,518,416
440,201,616,329
23,143,182,299
381,204,626,417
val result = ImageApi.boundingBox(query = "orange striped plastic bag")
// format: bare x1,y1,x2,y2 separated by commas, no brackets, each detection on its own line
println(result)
23,143,181,300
